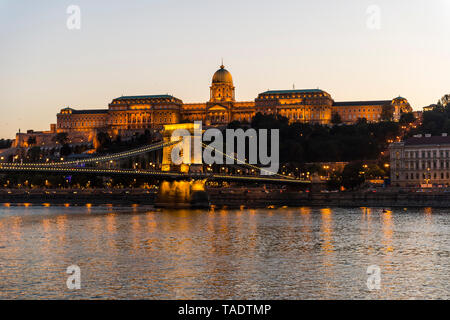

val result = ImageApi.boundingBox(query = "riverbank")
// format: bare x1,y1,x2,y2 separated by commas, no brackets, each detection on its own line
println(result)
208,189,450,208
1,188,450,208
0,189,157,206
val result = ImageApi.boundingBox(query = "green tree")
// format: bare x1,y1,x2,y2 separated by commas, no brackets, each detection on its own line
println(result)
341,161,365,190
0,139,12,149
27,136,37,146
399,112,415,124
60,144,72,156
331,112,342,125
438,94,450,108
381,103,394,121
96,131,111,152
356,117,368,125
27,146,42,162
327,172,342,190
53,132,69,145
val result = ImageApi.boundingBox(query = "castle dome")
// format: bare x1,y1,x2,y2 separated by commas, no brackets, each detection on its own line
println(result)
212,65,233,85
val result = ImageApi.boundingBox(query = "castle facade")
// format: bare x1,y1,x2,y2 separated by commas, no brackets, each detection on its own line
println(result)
14,64,412,147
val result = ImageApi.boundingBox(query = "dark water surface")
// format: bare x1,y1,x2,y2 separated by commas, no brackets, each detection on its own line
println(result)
0,205,448,299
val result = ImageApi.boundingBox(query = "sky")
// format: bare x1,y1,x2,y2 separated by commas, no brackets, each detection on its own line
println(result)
0,0,449,138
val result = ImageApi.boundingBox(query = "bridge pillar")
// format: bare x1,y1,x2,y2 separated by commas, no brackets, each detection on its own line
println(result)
161,123,203,173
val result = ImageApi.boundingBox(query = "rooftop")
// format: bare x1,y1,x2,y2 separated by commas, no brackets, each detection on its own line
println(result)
114,95,176,100
333,100,391,107
71,109,108,115
260,89,325,95
404,135,450,146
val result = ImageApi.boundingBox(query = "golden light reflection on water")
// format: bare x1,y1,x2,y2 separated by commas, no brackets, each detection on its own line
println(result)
131,214,141,250
318,208,337,298
56,215,67,245
145,211,157,231
320,208,334,255
159,181,195,203
0,206,448,299
106,213,117,234
382,210,394,254
300,207,311,215
10,216,23,241
42,218,51,233
360,207,374,255
299,207,312,240
424,207,433,225
106,213,118,251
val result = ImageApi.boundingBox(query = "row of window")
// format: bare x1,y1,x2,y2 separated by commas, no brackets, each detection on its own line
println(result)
339,108,381,113
342,114,380,120
405,150,450,159
403,161,450,170
399,172,450,180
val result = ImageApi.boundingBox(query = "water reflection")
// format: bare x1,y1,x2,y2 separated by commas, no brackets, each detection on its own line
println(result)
382,210,394,254
0,206,448,299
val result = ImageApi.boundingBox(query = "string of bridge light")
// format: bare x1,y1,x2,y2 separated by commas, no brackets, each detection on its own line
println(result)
1,139,296,181
0,166,307,183
0,140,179,167
0,166,185,177
201,142,295,180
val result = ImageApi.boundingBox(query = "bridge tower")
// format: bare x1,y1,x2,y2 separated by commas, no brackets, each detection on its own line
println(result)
161,123,203,173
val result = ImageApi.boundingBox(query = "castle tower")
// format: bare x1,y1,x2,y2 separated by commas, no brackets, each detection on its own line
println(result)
206,64,236,125
210,64,235,103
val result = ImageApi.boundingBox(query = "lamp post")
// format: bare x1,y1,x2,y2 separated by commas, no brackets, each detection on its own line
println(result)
426,167,431,187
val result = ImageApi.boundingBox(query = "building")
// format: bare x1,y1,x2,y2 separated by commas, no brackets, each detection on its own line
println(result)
13,64,413,147
423,105,436,112
12,125,57,148
389,134,450,187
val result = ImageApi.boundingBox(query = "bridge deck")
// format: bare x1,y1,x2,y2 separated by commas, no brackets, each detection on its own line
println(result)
0,165,310,184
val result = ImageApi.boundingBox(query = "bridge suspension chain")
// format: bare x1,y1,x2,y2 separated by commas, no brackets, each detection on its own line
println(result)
201,142,295,180
0,140,178,167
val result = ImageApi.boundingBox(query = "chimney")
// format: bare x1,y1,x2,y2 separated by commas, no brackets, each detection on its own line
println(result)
442,133,448,137
425,134,431,138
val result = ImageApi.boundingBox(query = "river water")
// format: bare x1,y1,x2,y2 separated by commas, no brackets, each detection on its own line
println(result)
0,205,448,299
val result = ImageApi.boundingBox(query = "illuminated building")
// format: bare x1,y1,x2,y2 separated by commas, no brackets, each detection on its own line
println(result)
13,64,412,147
390,134,450,187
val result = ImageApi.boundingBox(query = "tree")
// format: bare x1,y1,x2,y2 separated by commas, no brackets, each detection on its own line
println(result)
60,144,72,156
27,136,37,146
27,146,41,162
327,172,342,190
331,112,342,125
95,131,111,152
438,94,450,108
53,132,68,145
227,120,243,130
356,117,368,125
399,112,415,124
0,139,12,149
381,103,394,121
341,161,365,190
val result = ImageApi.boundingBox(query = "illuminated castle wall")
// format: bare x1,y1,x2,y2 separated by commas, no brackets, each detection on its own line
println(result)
14,64,413,147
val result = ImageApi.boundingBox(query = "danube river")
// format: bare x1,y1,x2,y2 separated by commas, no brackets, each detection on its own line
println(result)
0,205,448,299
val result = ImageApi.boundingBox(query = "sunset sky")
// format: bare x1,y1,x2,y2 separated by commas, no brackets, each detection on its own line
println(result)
0,0,449,138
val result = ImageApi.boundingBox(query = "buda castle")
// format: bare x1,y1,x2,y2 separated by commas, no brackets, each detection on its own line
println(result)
13,64,412,147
